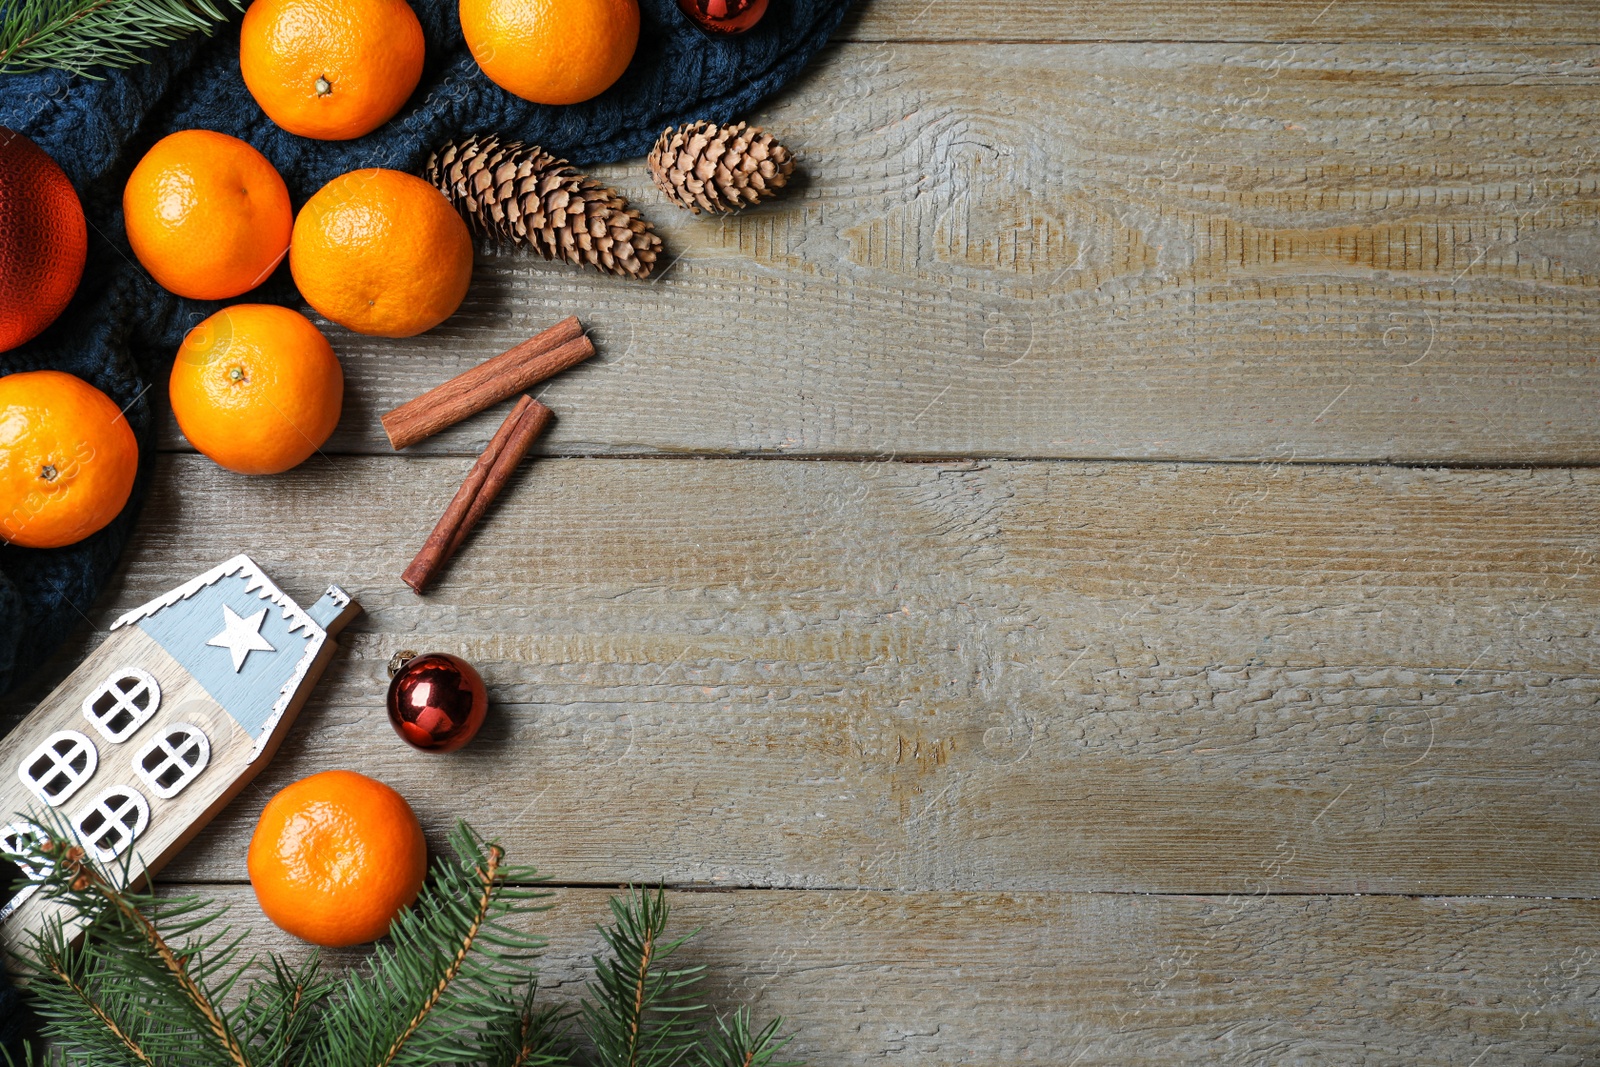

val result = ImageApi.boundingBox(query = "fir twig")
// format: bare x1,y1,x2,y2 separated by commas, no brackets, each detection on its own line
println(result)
39,958,154,1067
376,839,502,1067
2,816,800,1067
695,1009,797,1067
11,818,257,1067
487,989,570,1067
308,822,552,1067
233,953,330,1066
46,844,250,1067
0,0,244,77
582,887,706,1067
82,862,250,1067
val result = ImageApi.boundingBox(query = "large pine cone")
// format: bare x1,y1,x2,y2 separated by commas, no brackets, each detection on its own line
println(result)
647,120,796,215
425,135,661,280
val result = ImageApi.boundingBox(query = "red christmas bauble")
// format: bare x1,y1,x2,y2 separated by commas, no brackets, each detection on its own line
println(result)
0,127,87,353
386,652,488,752
676,0,768,34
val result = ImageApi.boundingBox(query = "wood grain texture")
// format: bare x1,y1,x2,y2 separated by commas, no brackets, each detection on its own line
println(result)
842,0,1600,44
159,43,1600,464
27,29,1600,1058
41,455,1595,895
194,885,1600,1065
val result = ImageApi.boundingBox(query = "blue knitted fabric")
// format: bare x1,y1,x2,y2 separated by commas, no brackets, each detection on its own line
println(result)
0,0,852,702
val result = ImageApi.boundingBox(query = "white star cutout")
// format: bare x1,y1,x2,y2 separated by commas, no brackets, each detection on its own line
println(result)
205,604,276,672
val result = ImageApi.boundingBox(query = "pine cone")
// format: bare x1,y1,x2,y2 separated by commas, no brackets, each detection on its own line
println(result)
647,121,796,215
425,135,661,280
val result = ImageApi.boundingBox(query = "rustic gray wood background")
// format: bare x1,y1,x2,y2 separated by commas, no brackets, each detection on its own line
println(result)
17,1,1600,1062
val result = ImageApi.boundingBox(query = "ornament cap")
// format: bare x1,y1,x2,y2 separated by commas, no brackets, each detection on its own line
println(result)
387,649,417,678
676,0,769,34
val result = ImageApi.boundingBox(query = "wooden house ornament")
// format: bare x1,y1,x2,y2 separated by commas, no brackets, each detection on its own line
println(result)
0,555,359,951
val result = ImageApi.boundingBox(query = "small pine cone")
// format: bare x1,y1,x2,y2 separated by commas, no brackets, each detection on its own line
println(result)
425,135,661,280
647,120,796,215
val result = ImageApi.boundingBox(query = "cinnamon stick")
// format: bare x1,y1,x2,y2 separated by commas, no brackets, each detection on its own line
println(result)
382,316,590,450
401,396,553,594
446,399,552,557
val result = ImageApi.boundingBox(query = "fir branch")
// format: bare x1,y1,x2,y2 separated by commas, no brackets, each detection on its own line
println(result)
48,843,252,1067
509,1007,568,1067
482,989,570,1067
233,953,330,1066
8,815,256,1067
39,957,155,1067
581,887,706,1067
309,822,551,1067
376,839,502,1067
19,906,212,1067
4,816,803,1067
0,0,244,77
695,1009,797,1067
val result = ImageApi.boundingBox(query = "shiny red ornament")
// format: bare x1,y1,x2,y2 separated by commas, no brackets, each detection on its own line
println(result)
386,651,488,752
0,127,87,353
675,0,768,34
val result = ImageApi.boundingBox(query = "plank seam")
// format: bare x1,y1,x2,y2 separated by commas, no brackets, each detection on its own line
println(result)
154,447,1600,471
832,36,1600,46
156,881,1600,900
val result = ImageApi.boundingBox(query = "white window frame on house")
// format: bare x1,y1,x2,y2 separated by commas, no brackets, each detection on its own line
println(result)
133,723,211,800
73,787,150,862
18,730,98,807
82,668,162,743
0,822,52,923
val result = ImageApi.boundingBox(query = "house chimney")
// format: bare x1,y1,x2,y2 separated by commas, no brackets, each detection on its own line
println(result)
308,585,361,636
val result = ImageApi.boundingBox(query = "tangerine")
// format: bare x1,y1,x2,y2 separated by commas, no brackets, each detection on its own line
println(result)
123,130,293,301
0,128,87,353
0,371,137,549
248,770,428,947
290,168,473,337
460,0,639,105
170,305,343,475
240,0,426,141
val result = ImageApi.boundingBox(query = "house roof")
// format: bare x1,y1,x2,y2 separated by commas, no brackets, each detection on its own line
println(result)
110,555,328,761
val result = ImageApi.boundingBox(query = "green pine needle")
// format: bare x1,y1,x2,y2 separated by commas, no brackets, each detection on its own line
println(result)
694,1008,797,1067
0,817,800,1067
302,822,552,1067
581,886,706,1067
0,0,245,77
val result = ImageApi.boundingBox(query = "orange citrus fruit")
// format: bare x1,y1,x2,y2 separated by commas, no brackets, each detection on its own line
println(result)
248,770,428,947
0,371,137,549
0,128,87,353
171,304,343,475
240,0,426,141
290,168,473,337
123,130,292,301
460,0,639,105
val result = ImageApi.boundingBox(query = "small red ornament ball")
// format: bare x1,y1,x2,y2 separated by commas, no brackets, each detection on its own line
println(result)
386,652,488,752
676,0,767,34
0,127,87,353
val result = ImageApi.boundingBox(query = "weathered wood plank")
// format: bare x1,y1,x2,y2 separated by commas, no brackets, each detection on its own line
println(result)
842,0,1600,44
158,43,1600,464
39,455,1597,895
180,885,1600,1065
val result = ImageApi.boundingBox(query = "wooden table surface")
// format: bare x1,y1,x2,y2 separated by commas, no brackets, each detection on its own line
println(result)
19,2,1600,1062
